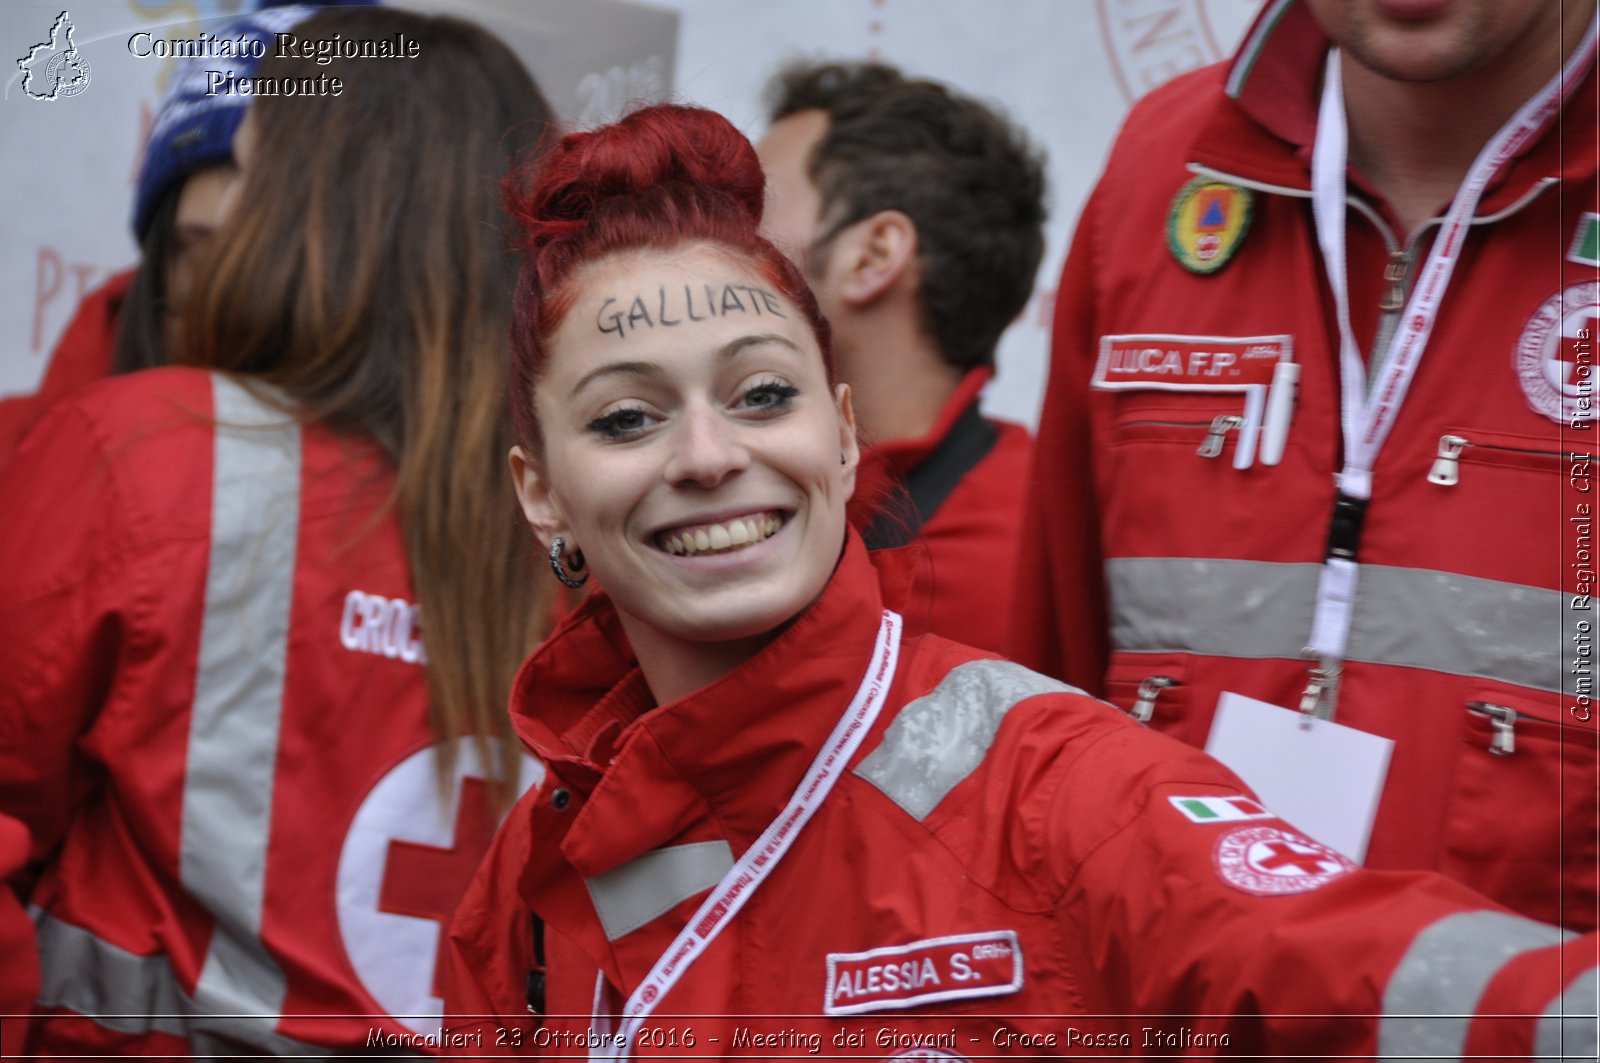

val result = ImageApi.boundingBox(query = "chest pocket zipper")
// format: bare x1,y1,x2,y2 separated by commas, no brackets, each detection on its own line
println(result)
1197,415,1246,459
1466,701,1519,756
1115,417,1245,460
1130,676,1180,724
1427,433,1578,486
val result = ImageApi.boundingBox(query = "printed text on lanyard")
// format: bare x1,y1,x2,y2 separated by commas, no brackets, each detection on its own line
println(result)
589,609,903,1060
1303,28,1599,718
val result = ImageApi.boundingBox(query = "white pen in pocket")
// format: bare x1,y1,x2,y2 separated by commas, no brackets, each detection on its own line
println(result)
1260,359,1299,466
1234,384,1265,470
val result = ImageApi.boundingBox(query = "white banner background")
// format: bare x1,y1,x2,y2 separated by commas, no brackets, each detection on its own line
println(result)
1,0,1260,430
0,0,678,403
660,0,1260,426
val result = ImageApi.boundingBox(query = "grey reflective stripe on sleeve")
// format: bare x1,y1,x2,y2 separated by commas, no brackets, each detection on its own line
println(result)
183,375,298,1044
585,840,734,941
1107,557,1578,696
1379,910,1576,1061
33,912,338,1056
854,660,1080,820
34,910,188,1038
1535,967,1599,1062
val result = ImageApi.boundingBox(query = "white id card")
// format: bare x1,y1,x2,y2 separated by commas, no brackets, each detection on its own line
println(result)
1205,691,1393,864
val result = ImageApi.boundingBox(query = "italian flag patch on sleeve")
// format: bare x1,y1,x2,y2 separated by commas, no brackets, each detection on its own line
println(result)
1169,795,1275,823
1571,212,1600,268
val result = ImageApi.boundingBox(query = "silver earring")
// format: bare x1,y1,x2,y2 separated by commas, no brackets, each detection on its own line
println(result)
549,536,588,589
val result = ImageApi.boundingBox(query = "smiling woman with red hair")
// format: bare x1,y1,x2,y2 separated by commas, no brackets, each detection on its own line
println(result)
441,102,1596,1060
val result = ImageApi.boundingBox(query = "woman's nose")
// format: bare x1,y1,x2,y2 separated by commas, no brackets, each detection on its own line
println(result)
664,404,750,488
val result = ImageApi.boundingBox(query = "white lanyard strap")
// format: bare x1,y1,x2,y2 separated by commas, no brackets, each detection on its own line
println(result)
1314,27,1597,500
1305,27,1597,666
591,609,903,1061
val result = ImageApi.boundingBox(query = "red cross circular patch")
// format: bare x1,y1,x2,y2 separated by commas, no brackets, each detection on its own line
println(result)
1212,826,1354,896
1515,280,1600,424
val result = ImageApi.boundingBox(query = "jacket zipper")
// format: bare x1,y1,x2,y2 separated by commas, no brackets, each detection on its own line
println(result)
1367,247,1412,380
1427,434,1574,486
1426,435,1471,485
1130,675,1179,724
1378,249,1410,311
1466,701,1533,756
1197,415,1245,458
1359,206,1408,389
1117,418,1244,460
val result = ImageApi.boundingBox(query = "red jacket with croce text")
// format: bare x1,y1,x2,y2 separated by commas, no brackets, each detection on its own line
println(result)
0,367,536,1057
1012,0,1600,930
443,535,1594,1060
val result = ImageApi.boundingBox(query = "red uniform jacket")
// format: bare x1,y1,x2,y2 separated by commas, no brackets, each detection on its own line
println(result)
0,368,533,1056
1012,0,1600,929
0,268,130,469
443,536,1594,1059
0,813,39,1059
857,368,1032,654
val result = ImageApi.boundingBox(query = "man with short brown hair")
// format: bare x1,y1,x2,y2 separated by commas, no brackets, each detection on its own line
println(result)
759,61,1047,653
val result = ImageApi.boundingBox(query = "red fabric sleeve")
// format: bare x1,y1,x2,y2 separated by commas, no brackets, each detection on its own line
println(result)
1466,935,1599,1057
0,398,138,870
0,813,38,1057
441,789,541,1055
1048,722,1598,1056
0,270,130,473
1008,187,1110,694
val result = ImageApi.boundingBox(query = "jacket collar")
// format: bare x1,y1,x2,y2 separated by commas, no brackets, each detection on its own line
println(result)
508,532,896,879
1191,0,1596,210
860,366,993,480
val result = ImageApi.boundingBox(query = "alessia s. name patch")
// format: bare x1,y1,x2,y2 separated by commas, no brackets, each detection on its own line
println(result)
824,930,1022,1017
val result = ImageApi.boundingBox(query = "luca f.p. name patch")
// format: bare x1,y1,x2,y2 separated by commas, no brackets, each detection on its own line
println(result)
1092,333,1288,392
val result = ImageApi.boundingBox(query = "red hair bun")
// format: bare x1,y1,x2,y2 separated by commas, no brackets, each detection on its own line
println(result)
509,104,765,255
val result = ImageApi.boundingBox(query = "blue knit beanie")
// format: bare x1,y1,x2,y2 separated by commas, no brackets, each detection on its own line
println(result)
129,2,369,239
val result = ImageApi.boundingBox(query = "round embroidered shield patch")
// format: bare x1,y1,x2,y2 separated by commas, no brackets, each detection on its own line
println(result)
1213,825,1354,896
1168,177,1253,274
1514,280,1600,424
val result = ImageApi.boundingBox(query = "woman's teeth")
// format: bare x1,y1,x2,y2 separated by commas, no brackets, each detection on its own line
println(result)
660,514,783,556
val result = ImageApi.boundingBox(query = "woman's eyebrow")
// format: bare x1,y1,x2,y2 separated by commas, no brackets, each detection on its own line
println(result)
717,333,803,360
569,360,661,399
568,334,803,398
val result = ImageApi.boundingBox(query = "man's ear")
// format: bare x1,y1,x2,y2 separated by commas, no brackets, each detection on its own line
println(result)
509,445,566,549
835,382,860,497
832,209,918,308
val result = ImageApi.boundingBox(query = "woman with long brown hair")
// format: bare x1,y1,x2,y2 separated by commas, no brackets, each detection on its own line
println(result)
0,3,330,464
0,7,553,1055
